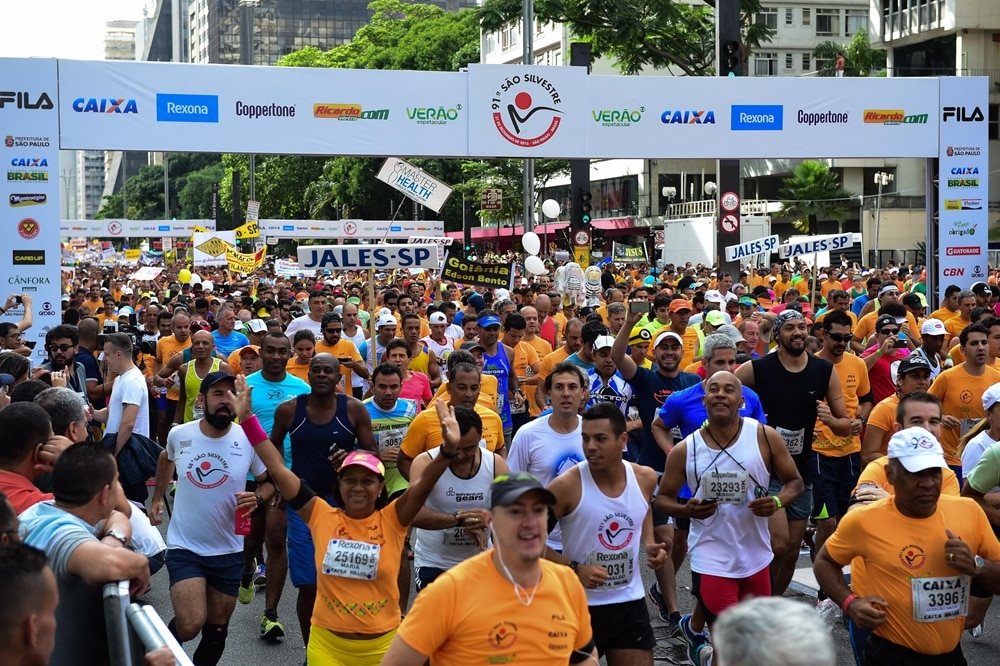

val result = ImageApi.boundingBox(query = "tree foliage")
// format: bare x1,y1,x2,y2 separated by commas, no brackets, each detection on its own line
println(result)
454,159,570,223
778,161,854,236
96,153,223,220
812,29,886,77
477,0,773,76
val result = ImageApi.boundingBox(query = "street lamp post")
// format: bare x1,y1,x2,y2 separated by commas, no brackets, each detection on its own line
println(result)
873,171,894,268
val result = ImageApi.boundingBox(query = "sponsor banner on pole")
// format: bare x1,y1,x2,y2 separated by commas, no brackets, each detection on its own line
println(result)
57,60,469,157
258,219,443,239
234,220,260,239
0,58,60,361
725,235,779,262
226,246,266,274
937,77,989,299
778,233,855,260
192,231,236,266
611,242,648,263
297,244,438,271
440,246,514,290
376,157,453,213
61,219,216,238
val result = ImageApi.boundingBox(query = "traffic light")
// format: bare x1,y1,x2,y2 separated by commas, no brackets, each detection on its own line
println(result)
581,189,592,225
722,41,741,77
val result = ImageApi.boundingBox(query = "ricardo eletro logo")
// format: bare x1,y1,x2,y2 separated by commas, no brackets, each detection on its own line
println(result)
490,73,564,147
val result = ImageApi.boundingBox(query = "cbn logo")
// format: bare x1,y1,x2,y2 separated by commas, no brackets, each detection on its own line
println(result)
73,98,138,113
862,109,928,125
156,94,219,123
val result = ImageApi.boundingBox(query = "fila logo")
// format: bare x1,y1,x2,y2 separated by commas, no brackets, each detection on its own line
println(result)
942,106,984,122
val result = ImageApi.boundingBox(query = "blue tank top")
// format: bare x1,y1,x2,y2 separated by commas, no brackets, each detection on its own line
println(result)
482,345,512,429
288,393,357,494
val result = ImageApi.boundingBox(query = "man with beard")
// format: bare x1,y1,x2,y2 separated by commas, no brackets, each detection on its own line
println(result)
611,311,701,632
735,310,852,597
270,354,376,646
40,324,89,403
167,330,231,425
149,371,275,666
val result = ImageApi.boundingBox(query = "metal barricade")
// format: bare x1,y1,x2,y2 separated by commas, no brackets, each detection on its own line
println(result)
103,580,192,666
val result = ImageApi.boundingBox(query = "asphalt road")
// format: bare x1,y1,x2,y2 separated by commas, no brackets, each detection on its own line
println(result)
140,513,1000,666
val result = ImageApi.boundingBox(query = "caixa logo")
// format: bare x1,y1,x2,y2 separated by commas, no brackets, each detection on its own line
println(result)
661,110,716,125
38,302,57,316
73,98,139,113
942,106,984,122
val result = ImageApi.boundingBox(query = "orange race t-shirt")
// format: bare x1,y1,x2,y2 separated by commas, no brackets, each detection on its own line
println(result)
155,334,191,401
928,364,1000,466
814,353,870,456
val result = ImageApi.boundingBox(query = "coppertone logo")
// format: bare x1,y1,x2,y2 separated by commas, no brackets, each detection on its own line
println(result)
597,512,635,550
185,452,231,489
490,73,563,147
9,193,46,207
12,250,45,265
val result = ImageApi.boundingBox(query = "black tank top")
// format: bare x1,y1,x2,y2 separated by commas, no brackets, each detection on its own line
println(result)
750,352,833,483
288,393,357,494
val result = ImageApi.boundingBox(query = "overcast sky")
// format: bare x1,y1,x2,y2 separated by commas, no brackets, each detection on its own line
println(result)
0,0,144,60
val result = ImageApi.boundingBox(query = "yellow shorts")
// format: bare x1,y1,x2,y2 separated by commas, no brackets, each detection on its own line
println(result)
306,626,396,666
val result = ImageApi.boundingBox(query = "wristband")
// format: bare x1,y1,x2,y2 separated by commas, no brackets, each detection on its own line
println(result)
771,495,783,509
842,593,859,614
240,415,268,447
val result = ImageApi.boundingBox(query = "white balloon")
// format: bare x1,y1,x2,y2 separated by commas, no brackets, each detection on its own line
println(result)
202,280,214,292
525,255,547,275
541,199,560,219
191,273,202,285
522,232,541,256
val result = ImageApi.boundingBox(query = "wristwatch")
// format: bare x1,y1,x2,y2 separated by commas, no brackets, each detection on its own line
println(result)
104,528,129,546
569,560,580,573
973,555,985,576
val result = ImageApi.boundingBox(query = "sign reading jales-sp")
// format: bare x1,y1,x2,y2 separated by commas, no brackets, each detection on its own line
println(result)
297,244,437,270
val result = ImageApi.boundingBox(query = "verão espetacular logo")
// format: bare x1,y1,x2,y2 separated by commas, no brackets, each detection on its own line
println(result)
490,73,563,147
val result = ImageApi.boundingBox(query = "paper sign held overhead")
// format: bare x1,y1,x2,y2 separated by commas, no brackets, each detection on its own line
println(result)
778,233,855,260
297,244,438,271
376,157,453,213
725,235,779,262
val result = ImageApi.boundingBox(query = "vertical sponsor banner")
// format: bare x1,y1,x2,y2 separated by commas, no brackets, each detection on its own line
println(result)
0,58,60,362
937,77,988,301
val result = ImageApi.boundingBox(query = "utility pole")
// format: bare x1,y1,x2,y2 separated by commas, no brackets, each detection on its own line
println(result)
717,0,741,276
569,42,591,241
521,0,535,231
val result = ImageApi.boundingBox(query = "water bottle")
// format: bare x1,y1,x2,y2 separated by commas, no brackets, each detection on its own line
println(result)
816,598,840,630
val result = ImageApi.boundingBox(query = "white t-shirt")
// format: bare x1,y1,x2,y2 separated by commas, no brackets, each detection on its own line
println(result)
106,366,150,438
165,421,266,556
962,431,1000,481
284,315,323,340
344,326,368,389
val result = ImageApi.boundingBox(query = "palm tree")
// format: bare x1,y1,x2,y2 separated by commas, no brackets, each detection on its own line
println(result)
778,161,854,236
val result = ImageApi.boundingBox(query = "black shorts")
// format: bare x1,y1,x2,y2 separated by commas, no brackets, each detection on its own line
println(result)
811,452,861,520
589,598,655,656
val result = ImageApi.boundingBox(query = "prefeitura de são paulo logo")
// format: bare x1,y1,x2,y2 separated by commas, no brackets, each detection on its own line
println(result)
491,73,563,147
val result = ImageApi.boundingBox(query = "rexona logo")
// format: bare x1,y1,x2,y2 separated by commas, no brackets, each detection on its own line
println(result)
943,198,982,211
947,178,980,188
943,106,984,122
591,107,644,128
946,146,981,157
863,109,928,125
406,105,462,125
9,193,46,207
949,221,977,237
661,110,715,125
490,73,564,147
156,94,218,123
731,105,783,131
72,98,139,113
12,250,45,265
313,104,389,120
9,158,47,168
0,91,54,110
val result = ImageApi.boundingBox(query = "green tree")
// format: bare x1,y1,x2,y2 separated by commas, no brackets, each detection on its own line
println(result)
96,152,222,220
778,161,854,236
477,0,772,76
454,159,569,226
813,28,886,77
220,154,328,225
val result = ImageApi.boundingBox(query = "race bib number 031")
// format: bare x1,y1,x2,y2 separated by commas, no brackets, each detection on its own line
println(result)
322,539,381,580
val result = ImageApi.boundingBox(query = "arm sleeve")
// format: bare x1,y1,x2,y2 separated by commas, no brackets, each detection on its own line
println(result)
823,508,866,566
967,447,1000,494
400,412,428,458
47,529,96,578
507,428,528,472
657,393,680,427
746,388,767,424
119,374,145,406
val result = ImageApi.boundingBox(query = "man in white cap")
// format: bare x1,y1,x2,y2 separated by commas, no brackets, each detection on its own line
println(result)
421,311,454,360
359,312,398,373
814,425,1000,665
912,318,947,380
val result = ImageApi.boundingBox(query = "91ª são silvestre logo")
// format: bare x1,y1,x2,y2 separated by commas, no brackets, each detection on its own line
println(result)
491,73,563,147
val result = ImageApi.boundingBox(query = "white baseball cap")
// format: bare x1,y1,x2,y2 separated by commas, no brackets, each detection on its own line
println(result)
983,382,1000,411
592,335,616,352
375,314,397,329
705,290,726,304
654,330,684,348
920,318,946,336
429,312,447,325
887,427,947,473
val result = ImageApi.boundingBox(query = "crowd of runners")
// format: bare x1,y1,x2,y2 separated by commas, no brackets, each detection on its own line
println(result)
2,257,1000,666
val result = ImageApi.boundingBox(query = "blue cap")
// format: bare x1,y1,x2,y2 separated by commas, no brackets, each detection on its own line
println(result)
478,314,501,328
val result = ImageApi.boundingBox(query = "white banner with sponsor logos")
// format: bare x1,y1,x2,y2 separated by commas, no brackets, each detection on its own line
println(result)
1,58,61,361
258,219,444,239
937,77,989,300
60,219,216,238
50,58,948,159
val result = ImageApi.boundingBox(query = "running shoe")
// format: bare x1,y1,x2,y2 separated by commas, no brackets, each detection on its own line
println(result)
253,561,267,587
692,643,714,666
237,579,255,604
679,614,710,666
259,612,285,642
969,620,984,638
647,583,670,622
666,611,683,637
